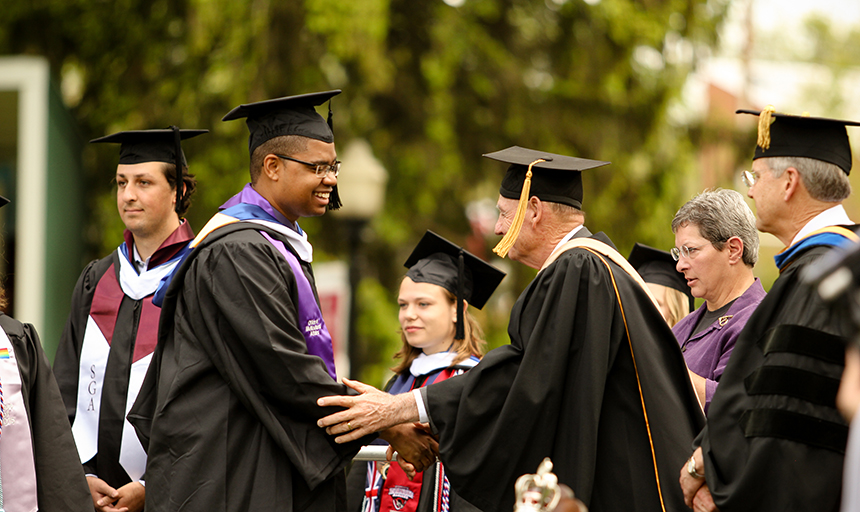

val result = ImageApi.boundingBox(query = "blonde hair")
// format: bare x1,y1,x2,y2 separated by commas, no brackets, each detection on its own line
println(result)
391,286,487,375
663,287,691,328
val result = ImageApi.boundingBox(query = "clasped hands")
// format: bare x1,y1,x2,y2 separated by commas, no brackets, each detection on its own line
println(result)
318,377,438,473
679,447,718,512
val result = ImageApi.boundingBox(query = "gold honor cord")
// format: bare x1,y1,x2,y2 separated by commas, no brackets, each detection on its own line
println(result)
583,248,668,512
493,159,546,258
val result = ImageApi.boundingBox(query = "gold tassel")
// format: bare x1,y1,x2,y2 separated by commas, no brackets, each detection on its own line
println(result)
757,105,776,150
493,159,545,258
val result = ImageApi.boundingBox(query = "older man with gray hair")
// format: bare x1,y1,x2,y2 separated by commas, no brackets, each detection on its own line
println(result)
680,108,860,512
670,188,765,414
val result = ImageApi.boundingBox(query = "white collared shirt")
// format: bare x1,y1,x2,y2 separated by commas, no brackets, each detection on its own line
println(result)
550,225,585,255
132,243,149,274
791,204,853,246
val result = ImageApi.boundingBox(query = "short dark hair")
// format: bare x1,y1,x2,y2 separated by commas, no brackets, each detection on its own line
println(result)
250,135,309,184
161,163,198,217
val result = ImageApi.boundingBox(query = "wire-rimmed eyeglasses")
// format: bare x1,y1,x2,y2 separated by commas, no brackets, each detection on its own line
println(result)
670,244,706,261
276,154,341,178
741,170,758,188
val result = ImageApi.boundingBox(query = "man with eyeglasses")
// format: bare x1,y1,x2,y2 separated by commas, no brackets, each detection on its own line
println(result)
680,108,860,512
129,91,437,512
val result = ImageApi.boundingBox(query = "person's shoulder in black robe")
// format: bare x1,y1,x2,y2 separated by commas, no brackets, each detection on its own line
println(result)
130,222,372,512
697,242,853,512
423,230,704,512
1,313,94,512
53,253,115,425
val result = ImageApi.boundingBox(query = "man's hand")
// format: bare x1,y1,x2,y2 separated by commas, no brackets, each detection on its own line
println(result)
88,476,123,512
114,482,145,512
380,423,439,473
691,484,718,512
317,378,420,443
679,447,706,509
87,476,146,512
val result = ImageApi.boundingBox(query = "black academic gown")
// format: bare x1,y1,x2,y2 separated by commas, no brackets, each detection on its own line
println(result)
54,223,194,488
53,253,124,481
129,223,371,512
695,243,853,512
424,229,705,512
1,313,93,512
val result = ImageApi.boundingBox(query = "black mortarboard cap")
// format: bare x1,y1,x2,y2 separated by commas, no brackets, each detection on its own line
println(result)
90,129,208,166
222,90,341,155
0,196,9,209
484,146,610,258
737,107,860,175
404,230,506,340
628,243,694,312
485,146,610,209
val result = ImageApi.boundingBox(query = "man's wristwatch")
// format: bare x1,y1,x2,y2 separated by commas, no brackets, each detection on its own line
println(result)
687,456,705,479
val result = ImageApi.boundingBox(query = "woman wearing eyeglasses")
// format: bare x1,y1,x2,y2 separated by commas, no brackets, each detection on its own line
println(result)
670,188,766,414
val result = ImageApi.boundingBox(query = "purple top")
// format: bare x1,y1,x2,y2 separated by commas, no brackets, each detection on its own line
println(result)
672,278,766,414
221,183,299,232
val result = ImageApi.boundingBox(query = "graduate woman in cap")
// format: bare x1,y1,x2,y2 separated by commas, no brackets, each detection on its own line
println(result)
319,146,704,512
681,108,860,512
0,196,93,512
53,127,206,512
129,91,437,512
628,243,694,328
358,231,504,512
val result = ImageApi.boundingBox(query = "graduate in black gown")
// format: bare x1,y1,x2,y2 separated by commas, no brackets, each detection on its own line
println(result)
355,231,505,512
319,146,705,512
53,128,205,512
680,109,860,512
128,91,437,512
0,197,92,512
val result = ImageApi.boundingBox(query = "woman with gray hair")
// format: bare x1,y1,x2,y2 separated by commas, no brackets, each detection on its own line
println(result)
670,188,766,413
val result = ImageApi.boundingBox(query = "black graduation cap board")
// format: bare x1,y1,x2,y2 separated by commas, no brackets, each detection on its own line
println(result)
483,146,610,258
91,128,209,214
222,90,341,154
223,89,343,210
628,243,694,312
737,107,860,175
404,230,506,340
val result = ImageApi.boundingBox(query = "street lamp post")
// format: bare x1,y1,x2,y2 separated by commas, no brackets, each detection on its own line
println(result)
332,139,388,380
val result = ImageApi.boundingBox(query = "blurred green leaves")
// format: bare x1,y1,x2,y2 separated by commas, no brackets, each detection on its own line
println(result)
1,0,730,381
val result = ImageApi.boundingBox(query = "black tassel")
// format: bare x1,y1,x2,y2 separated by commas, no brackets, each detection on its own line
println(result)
327,185,342,210
171,125,182,214
325,99,342,210
455,250,465,340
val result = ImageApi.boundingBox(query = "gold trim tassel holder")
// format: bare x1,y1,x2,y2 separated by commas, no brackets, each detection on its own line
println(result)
493,159,546,258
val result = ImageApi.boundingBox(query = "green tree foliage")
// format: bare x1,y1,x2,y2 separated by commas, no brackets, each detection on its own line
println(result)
1,0,729,382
